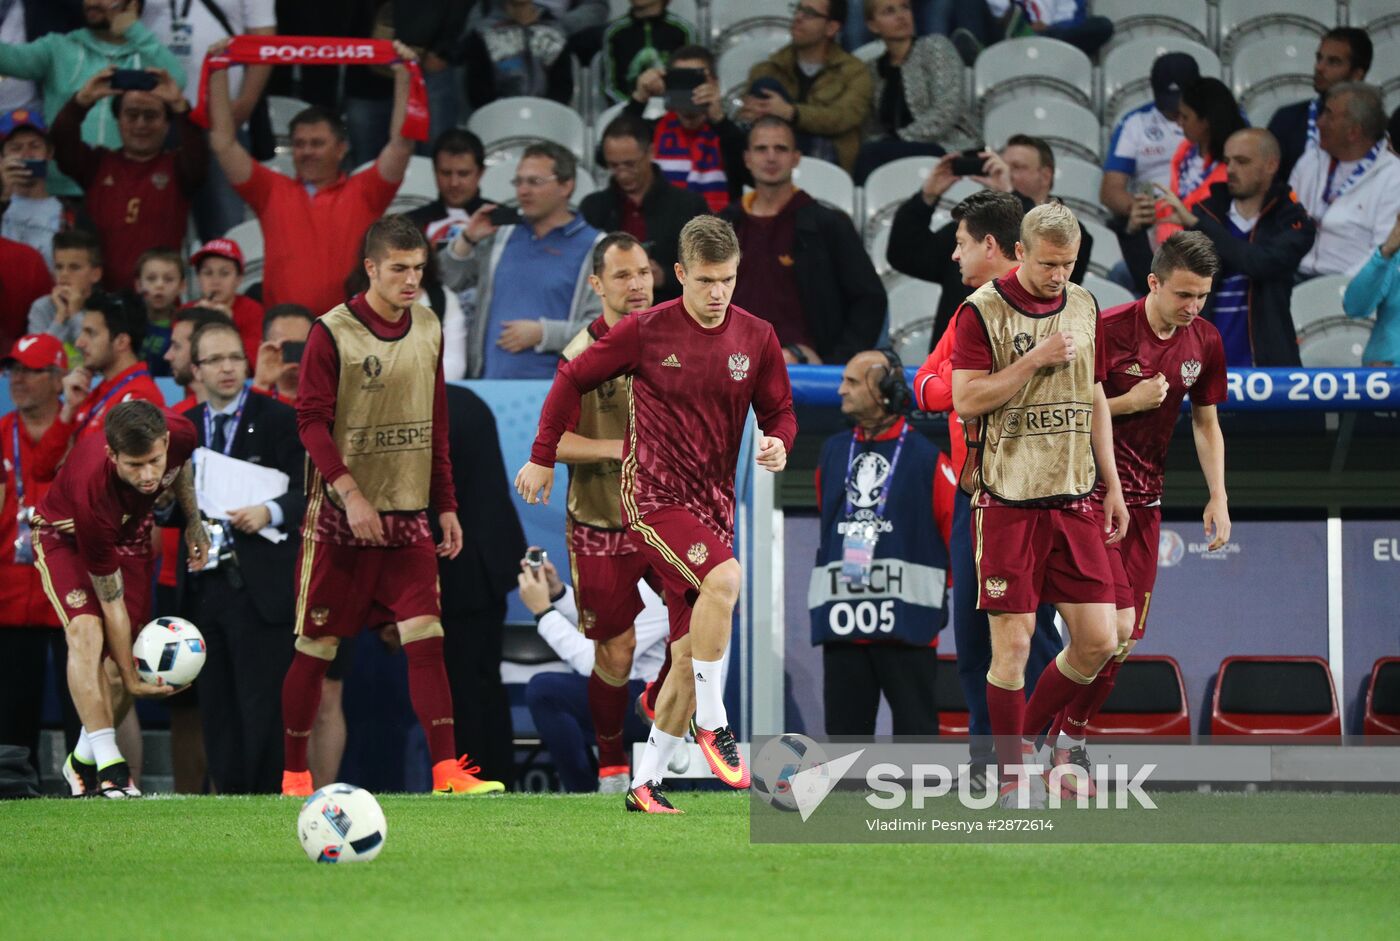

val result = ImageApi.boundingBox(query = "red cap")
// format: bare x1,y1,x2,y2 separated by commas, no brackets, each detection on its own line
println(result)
191,238,245,273
2,334,68,371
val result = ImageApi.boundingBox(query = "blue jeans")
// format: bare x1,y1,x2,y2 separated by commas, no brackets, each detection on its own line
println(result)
950,488,1063,767
525,672,650,793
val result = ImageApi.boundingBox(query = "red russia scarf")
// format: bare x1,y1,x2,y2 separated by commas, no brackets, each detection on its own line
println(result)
191,36,428,141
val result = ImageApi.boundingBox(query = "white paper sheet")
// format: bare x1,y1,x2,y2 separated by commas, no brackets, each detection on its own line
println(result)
193,447,291,543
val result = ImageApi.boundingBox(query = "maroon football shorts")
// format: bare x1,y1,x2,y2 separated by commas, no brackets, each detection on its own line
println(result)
973,502,1115,612
569,520,655,642
294,538,441,638
626,506,733,641
32,528,153,635
1119,505,1160,638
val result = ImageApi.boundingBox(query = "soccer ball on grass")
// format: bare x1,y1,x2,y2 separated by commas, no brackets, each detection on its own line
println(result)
297,784,387,863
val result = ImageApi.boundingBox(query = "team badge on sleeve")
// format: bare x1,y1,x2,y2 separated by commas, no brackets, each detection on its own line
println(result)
1181,360,1201,387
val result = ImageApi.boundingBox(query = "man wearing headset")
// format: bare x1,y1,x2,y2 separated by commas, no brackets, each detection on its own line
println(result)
809,349,956,736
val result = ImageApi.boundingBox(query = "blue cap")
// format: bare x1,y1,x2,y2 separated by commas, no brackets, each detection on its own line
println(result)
0,107,47,142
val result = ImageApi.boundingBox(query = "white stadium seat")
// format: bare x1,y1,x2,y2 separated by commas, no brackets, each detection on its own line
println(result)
792,157,855,218
467,97,588,160
1370,40,1400,116
1080,218,1124,279
710,0,791,55
1291,275,1351,335
1350,0,1400,43
223,219,264,288
1298,319,1372,367
1101,37,1221,130
983,99,1102,164
266,94,310,148
1083,274,1135,310
1215,0,1334,60
936,178,984,214
1230,35,1318,127
886,276,943,365
853,40,885,64
973,37,1093,113
1092,0,1209,51
1053,157,1106,224
862,156,939,229
867,221,893,277
717,34,789,113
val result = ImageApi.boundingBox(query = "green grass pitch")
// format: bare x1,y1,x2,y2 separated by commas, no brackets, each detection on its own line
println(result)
2,792,1397,940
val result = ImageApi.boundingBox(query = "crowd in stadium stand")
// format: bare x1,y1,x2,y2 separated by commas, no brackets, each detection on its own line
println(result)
2,0,1399,794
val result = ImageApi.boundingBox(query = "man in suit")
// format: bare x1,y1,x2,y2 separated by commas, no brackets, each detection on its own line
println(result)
436,383,527,788
177,319,305,793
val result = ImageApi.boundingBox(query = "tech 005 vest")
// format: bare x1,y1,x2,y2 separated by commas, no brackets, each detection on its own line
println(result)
561,319,631,530
969,279,1099,503
321,302,441,512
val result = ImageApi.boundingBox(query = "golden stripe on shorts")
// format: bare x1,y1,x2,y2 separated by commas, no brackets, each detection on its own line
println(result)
30,530,70,629
618,393,702,591
293,463,325,636
1135,590,1152,636
972,503,986,589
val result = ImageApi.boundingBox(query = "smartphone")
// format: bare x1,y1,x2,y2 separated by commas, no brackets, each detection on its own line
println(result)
281,341,305,364
664,67,706,115
1135,179,1157,198
949,149,986,177
488,205,522,227
110,69,158,91
525,548,546,570
21,159,47,178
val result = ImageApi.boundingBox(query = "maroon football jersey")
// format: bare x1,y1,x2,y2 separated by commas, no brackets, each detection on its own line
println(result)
1095,298,1227,506
533,299,797,540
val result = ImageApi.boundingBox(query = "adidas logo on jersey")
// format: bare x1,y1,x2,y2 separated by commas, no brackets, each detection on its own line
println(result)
1126,363,1143,376
661,354,681,367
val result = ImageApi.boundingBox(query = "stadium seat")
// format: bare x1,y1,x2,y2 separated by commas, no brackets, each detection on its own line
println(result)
478,164,598,208
1209,655,1342,738
867,221,893,277
1291,274,1350,334
1297,318,1372,367
1215,0,1333,61
1350,0,1400,43
1362,657,1400,736
973,37,1094,114
710,0,792,55
1081,218,1124,279
983,98,1101,164
853,40,885,64
886,276,942,364
1229,34,1317,127
1084,655,1191,737
1083,273,1135,309
265,94,310,146
467,97,588,161
936,653,969,736
1053,156,1106,223
935,177,983,214
717,34,790,114
223,218,263,291
792,157,855,217
1092,0,1209,52
353,155,437,212
1369,40,1400,115
1101,37,1221,130
861,155,938,230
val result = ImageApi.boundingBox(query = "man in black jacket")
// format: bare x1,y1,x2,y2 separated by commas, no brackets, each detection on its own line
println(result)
886,141,1093,349
176,320,305,794
1155,128,1315,368
722,116,885,364
579,112,708,302
1266,27,1372,185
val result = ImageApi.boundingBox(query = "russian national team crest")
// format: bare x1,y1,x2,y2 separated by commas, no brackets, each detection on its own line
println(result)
688,543,709,566
728,353,750,381
1180,360,1201,387
310,606,331,626
65,589,88,609
984,577,1007,599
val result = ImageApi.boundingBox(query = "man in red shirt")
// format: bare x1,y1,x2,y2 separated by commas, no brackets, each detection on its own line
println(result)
205,38,418,314
0,234,54,351
51,67,207,290
1046,232,1230,795
55,292,165,445
0,334,77,785
31,400,207,797
281,216,499,799
517,215,798,814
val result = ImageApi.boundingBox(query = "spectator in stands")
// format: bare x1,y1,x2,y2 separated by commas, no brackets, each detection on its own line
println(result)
1154,77,1246,245
742,0,873,174
0,333,79,786
205,38,418,314
439,143,603,377
580,113,708,302
974,0,1113,57
27,229,102,353
518,558,664,793
1292,83,1400,279
58,290,165,441
463,0,573,109
408,129,487,248
626,45,746,210
1268,28,1372,186
852,0,959,184
0,2,82,115
163,306,235,394
0,0,185,198
1,109,89,267
600,0,696,106
51,66,206,291
132,247,184,375
251,303,313,403
887,136,1092,345
1101,52,1197,286
184,238,264,365
0,234,52,351
723,117,885,365
1342,213,1400,367
1157,128,1314,367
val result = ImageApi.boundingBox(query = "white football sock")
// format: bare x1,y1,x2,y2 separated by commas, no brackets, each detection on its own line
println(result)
74,727,95,763
88,727,123,769
692,656,727,730
631,728,685,789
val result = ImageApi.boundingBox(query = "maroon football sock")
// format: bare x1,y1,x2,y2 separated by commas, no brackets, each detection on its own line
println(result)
985,681,1025,778
645,650,671,713
1061,658,1122,740
589,670,631,770
404,636,456,764
282,651,331,773
1023,658,1089,740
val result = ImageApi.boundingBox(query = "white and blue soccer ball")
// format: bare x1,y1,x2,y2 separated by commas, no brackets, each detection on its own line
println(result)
133,617,206,687
752,733,830,813
297,784,387,864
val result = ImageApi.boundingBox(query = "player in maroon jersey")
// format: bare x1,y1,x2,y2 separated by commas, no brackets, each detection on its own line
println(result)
517,215,797,813
30,400,207,797
1047,231,1231,796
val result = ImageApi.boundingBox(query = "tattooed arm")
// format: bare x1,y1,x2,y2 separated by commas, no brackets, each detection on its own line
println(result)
90,570,175,698
172,463,209,572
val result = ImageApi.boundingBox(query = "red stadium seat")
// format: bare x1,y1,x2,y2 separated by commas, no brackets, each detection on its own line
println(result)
1363,657,1400,737
1209,655,1341,739
1084,655,1190,737
936,653,969,736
